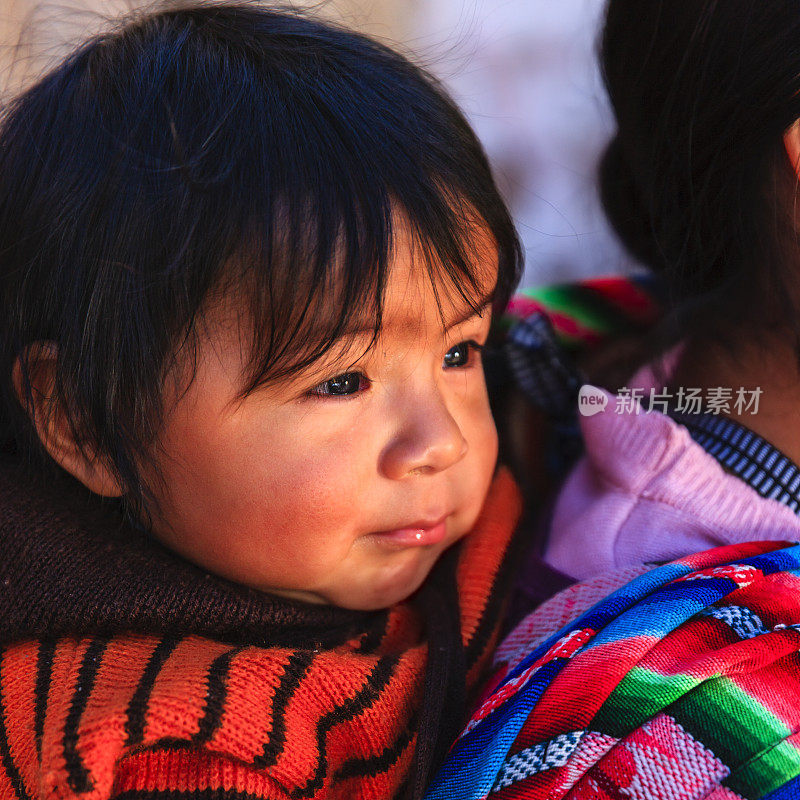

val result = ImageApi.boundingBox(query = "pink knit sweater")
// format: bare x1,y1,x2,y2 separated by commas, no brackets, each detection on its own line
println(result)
544,359,800,580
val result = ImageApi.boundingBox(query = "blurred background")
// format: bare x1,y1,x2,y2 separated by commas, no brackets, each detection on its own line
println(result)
0,0,635,287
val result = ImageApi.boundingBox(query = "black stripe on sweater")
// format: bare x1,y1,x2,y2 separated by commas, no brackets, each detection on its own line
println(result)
334,708,418,783
291,654,399,799
125,636,183,747
192,645,249,745
64,635,112,794
34,639,56,762
255,650,314,769
355,611,389,654
394,775,411,800
0,647,32,800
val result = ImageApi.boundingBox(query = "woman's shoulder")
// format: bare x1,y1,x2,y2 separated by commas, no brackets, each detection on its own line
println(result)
495,275,800,581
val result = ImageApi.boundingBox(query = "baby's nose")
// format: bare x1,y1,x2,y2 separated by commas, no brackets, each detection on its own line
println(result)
379,391,468,480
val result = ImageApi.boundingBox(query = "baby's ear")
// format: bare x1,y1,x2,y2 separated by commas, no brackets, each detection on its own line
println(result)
784,119,800,181
12,342,124,497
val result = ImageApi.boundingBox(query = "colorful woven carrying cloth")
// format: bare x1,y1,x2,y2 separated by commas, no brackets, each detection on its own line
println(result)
424,540,800,800
501,275,663,348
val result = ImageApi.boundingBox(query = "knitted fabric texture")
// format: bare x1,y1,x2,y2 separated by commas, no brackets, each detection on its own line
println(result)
0,457,523,800
425,540,800,800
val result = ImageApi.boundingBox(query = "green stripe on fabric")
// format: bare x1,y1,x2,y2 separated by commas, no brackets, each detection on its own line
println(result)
726,737,800,798
569,284,643,332
592,668,698,737
671,677,788,768
518,286,616,334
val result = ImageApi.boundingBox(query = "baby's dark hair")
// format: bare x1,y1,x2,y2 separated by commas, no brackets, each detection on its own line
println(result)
0,0,522,519
599,0,800,348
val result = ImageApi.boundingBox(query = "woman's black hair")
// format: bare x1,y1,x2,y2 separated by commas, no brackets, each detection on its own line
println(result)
598,0,800,348
0,0,522,518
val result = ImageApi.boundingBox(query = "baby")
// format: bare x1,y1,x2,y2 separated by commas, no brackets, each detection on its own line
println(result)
0,3,525,799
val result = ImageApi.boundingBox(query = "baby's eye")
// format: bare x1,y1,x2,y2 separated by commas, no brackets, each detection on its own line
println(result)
309,371,369,398
443,340,484,369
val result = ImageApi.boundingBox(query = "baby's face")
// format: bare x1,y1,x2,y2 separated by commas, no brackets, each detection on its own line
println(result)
144,227,499,610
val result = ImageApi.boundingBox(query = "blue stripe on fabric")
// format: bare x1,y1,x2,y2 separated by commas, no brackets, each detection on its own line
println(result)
760,772,800,800
424,660,570,800
496,561,698,690
585,578,739,649
740,548,800,576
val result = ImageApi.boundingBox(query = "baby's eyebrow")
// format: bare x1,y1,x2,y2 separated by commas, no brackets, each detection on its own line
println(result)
440,300,493,331
339,298,493,339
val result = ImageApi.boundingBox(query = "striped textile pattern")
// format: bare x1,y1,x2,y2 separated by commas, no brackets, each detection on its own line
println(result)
670,412,800,515
0,465,523,800
425,540,800,800
504,313,585,420
502,275,663,347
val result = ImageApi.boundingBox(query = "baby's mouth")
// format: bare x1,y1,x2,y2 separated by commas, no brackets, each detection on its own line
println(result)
369,515,449,548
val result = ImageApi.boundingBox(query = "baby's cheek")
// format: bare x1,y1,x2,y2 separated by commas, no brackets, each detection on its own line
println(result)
248,454,363,565
458,413,499,528
468,400,498,471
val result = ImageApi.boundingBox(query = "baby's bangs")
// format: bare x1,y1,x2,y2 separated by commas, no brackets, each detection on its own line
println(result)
228,183,498,397
402,189,500,316
228,189,391,394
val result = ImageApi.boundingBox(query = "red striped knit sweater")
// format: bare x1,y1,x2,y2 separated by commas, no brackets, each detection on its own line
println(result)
0,458,522,800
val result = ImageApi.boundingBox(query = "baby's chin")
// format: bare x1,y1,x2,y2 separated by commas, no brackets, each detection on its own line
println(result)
322,544,452,611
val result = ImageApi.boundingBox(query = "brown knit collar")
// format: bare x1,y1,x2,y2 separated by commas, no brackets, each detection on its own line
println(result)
0,456,382,648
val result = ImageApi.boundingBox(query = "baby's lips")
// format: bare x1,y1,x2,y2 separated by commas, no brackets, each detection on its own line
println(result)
370,515,449,547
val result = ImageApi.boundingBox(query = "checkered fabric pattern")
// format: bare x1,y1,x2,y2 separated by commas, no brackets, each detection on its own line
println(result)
670,411,800,515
